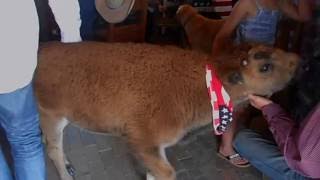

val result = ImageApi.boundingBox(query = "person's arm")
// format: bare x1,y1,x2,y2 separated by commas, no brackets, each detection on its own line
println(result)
211,0,249,56
248,95,295,152
249,95,320,178
261,103,296,152
278,0,312,22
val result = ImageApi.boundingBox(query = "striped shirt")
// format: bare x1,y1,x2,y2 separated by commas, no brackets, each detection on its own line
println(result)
262,103,320,178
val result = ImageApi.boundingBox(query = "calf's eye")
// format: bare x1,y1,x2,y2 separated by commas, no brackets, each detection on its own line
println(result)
259,63,273,73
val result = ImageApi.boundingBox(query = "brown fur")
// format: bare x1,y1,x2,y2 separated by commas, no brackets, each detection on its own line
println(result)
35,42,299,180
176,4,225,54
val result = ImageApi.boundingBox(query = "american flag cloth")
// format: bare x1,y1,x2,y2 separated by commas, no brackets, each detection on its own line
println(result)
205,64,233,135
212,0,233,18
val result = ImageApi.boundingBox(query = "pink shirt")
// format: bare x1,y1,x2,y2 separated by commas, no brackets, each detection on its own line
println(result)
262,103,320,178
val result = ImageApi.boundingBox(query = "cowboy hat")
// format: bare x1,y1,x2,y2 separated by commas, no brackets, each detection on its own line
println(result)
95,0,135,23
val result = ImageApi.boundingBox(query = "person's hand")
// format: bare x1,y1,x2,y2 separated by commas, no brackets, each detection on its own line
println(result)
248,94,273,110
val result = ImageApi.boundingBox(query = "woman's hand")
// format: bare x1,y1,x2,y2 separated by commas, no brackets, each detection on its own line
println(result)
248,94,273,110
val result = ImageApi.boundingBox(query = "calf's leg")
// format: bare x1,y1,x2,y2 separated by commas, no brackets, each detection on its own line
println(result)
40,112,73,180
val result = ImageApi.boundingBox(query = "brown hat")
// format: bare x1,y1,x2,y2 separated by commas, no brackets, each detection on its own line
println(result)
95,0,135,23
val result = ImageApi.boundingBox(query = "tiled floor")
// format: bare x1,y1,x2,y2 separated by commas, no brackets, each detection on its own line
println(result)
46,124,262,180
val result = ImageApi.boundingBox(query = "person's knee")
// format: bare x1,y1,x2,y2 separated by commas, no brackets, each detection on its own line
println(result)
233,129,255,148
233,129,261,158
6,125,43,159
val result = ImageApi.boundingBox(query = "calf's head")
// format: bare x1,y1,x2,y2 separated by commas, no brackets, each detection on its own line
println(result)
215,45,300,104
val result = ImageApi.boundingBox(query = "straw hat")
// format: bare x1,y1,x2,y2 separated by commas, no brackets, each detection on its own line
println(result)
95,0,135,23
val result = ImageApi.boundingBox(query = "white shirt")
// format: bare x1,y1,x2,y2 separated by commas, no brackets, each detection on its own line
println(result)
48,0,82,43
0,0,39,93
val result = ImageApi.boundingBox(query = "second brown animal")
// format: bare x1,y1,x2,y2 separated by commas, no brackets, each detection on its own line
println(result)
176,4,225,55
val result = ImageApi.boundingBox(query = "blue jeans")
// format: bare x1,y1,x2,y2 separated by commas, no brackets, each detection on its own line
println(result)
233,129,308,180
0,83,46,180
79,0,97,40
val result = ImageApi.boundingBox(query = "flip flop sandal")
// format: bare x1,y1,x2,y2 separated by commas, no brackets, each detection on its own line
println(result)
217,152,251,168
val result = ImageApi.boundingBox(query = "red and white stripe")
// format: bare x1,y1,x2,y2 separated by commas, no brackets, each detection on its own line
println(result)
212,0,233,18
206,64,233,135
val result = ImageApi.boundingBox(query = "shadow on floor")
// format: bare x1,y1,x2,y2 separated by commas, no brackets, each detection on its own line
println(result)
46,124,262,180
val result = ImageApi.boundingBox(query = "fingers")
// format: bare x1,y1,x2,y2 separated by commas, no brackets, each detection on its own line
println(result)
248,94,260,109
248,94,273,110
248,94,257,101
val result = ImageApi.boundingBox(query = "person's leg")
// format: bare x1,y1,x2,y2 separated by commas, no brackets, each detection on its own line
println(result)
219,118,249,166
79,0,98,40
0,147,13,180
0,83,46,180
233,129,307,180
220,121,236,155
